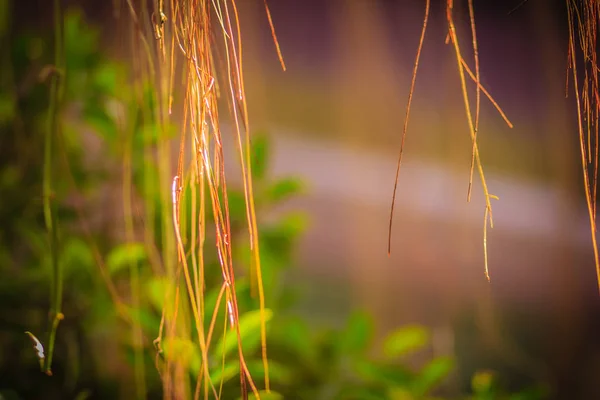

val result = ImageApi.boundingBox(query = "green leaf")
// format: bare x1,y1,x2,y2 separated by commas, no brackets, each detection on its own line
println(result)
61,237,94,272
136,121,177,146
227,189,248,223
162,337,201,375
413,356,454,396
338,310,373,355
246,359,294,385
106,242,147,276
84,106,117,143
0,93,15,124
383,325,429,359
123,306,160,337
265,178,304,204
272,317,315,363
0,389,24,400
277,212,308,238
74,390,92,400
92,62,118,95
509,385,550,400
213,308,273,359
63,9,100,71
471,370,495,394
387,387,415,400
250,134,270,181
353,359,414,387
146,277,170,311
210,361,239,385
236,390,283,400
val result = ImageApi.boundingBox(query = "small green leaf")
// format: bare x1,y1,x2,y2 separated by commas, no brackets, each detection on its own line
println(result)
471,370,495,394
0,389,24,400
338,310,373,355
265,178,304,204
353,359,414,387
74,390,92,400
280,212,308,237
0,94,15,124
93,63,118,95
62,237,94,274
413,356,454,396
387,387,414,400
123,306,160,336
247,359,294,385
213,308,273,359
84,106,117,143
250,134,270,180
383,325,429,359
106,242,147,275
146,277,170,311
210,361,239,385
226,190,248,223
236,390,283,400
162,337,201,375
273,317,315,363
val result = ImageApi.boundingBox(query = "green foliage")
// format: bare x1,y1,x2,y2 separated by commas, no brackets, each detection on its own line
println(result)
106,243,147,276
383,325,430,359
214,309,274,360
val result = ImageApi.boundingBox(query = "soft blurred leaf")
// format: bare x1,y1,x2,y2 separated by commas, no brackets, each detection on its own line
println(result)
146,276,170,311
383,325,429,359
339,310,373,355
250,134,270,181
277,212,308,238
92,62,118,95
213,308,272,359
387,387,414,400
227,189,248,224
246,359,294,385
63,9,99,66
62,238,94,269
336,386,386,400
412,356,454,396
354,359,414,387
74,390,92,400
61,237,94,285
209,361,239,385
162,337,201,375
471,370,495,394
237,390,283,400
123,306,160,337
260,212,308,262
0,93,15,124
84,106,117,143
268,316,316,368
509,386,550,400
265,177,304,204
106,242,147,275
0,389,23,400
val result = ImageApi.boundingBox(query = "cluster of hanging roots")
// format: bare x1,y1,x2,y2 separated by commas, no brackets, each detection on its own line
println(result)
120,0,284,399
115,0,600,399
389,0,600,292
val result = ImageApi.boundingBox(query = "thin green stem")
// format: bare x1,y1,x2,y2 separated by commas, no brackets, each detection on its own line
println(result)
43,0,64,376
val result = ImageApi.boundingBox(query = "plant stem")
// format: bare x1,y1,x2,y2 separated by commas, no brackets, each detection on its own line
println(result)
43,0,64,376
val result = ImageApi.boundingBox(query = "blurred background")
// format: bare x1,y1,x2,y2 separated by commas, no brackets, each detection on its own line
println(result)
3,0,600,399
